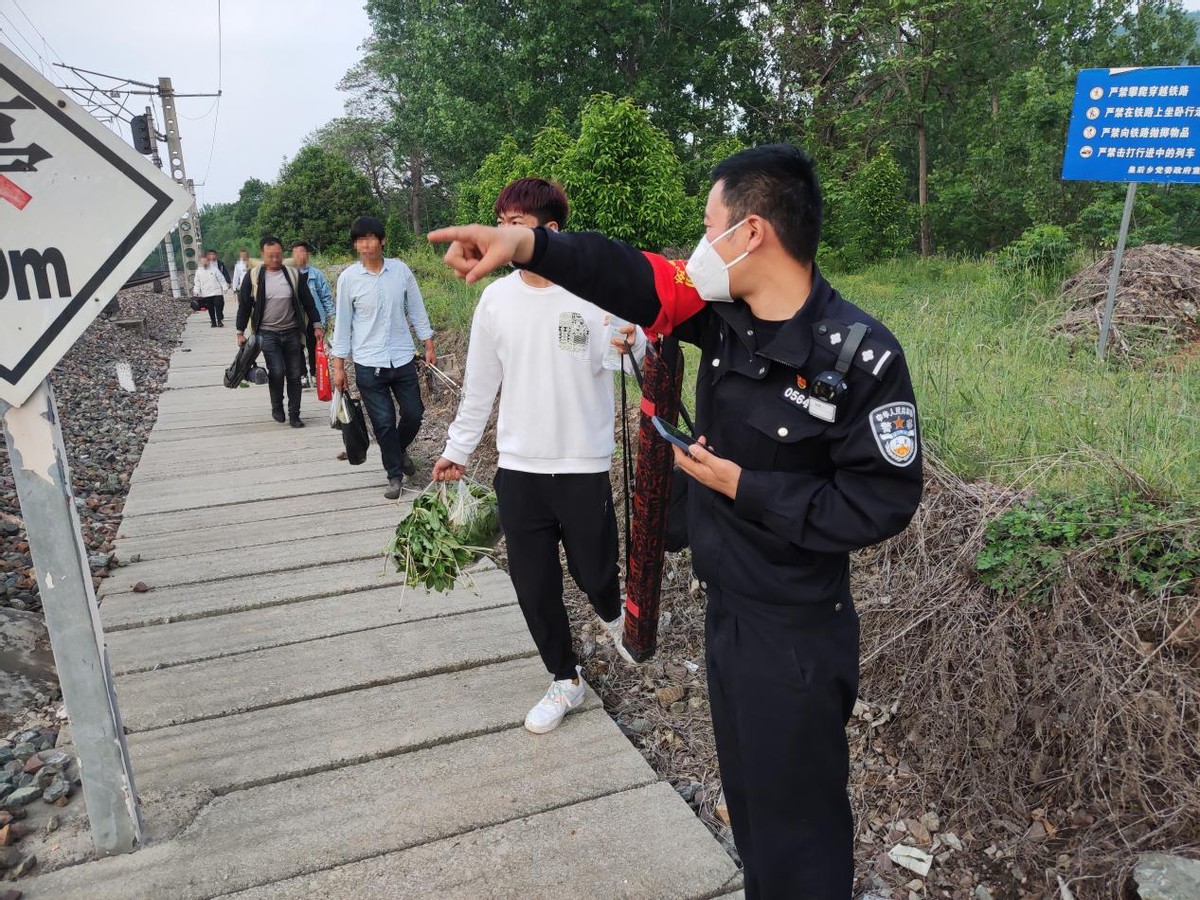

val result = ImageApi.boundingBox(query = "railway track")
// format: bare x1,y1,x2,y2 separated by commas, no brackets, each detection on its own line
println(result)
121,269,170,290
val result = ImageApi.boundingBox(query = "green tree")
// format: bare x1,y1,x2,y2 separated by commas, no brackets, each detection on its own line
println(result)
823,146,913,269
309,116,401,210
255,146,382,252
559,96,691,250
199,177,272,260
456,136,533,224
356,0,763,228
529,109,574,184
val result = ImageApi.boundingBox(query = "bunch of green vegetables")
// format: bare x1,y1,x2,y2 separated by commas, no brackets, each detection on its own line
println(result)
383,482,499,592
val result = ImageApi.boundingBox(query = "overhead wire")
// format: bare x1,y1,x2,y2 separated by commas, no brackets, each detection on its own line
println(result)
0,10,45,70
199,0,223,189
3,2,127,132
12,0,66,64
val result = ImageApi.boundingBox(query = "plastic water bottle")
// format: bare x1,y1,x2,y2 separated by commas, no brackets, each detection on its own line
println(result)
602,315,628,372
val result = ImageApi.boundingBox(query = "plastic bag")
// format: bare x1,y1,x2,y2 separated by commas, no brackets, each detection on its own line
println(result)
341,395,370,465
443,479,500,548
329,389,347,429
315,342,332,402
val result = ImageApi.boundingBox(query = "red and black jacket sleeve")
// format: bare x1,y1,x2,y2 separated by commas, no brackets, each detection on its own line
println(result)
523,227,709,342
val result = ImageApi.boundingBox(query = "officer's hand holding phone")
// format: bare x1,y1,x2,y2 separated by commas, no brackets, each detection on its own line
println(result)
653,416,741,500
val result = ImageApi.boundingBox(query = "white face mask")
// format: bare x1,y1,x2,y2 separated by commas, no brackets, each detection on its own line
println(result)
685,218,749,303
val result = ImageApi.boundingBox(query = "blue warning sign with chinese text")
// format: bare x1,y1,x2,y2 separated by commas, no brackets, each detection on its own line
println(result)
1062,67,1200,184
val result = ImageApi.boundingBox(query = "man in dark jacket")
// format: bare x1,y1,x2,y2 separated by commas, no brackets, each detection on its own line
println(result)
430,145,923,899
236,235,324,427
206,249,232,284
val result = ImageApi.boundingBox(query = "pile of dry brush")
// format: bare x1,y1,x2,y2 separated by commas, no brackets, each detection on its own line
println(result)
856,456,1200,893
1058,244,1200,360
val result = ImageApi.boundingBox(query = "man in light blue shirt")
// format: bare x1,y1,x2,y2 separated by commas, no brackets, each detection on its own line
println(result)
291,241,335,381
332,216,436,499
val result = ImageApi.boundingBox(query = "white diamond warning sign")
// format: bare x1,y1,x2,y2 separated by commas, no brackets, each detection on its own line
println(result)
0,45,191,407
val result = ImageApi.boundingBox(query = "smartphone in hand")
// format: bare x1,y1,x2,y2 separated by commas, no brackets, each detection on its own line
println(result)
652,416,702,454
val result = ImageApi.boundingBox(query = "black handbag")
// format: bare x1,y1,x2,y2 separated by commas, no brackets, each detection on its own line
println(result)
341,396,370,465
190,297,201,312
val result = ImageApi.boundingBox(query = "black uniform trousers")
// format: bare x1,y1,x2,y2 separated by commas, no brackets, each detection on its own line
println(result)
493,469,622,681
705,584,860,899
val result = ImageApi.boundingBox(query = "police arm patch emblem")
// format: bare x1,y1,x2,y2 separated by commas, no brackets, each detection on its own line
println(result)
868,402,918,467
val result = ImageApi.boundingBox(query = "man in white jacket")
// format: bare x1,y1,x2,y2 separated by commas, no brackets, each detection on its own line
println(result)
433,178,645,734
193,255,231,327
231,249,251,292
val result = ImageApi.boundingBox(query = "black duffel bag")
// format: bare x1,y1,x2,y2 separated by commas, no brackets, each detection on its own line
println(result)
223,334,262,388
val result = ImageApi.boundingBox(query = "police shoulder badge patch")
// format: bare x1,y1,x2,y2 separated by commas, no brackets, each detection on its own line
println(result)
868,402,918,467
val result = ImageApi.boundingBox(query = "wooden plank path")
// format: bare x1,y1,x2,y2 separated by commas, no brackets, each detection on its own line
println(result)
6,316,742,899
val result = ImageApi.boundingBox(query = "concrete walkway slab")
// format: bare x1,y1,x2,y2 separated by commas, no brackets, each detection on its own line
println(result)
225,783,741,900
8,710,652,899
129,457,387,497
115,603,536,731
114,503,404,562
153,406,307,429
133,443,353,481
128,656,590,795
18,314,737,896
107,566,515,674
104,528,397,594
121,469,386,517
100,557,403,630
114,486,390,539
139,418,362,446
165,367,225,389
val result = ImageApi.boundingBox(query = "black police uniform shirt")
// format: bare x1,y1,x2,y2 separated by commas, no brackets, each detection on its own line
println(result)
520,227,923,606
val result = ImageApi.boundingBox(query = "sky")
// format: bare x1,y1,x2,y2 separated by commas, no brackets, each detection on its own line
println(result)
0,0,371,207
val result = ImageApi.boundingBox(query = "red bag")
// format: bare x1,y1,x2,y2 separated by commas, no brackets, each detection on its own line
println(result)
315,340,332,402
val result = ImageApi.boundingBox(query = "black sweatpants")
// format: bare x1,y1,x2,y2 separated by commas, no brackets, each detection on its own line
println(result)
202,295,224,325
705,585,860,899
493,469,622,681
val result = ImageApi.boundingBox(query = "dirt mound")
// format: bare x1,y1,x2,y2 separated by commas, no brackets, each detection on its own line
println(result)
1059,244,1200,360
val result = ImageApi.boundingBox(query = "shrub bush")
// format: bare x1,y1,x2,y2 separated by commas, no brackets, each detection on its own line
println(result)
997,224,1075,279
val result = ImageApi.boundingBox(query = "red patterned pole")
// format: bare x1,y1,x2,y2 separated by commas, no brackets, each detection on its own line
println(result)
622,338,684,662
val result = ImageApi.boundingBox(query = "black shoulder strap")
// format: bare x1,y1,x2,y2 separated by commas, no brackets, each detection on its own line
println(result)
834,322,871,374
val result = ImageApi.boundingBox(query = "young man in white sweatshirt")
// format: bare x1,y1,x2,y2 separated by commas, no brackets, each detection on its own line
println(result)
432,178,645,734
193,254,231,327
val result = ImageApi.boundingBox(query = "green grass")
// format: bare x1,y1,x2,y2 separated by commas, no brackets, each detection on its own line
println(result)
402,245,491,333
314,245,490,335
834,257,1200,499
359,247,1200,500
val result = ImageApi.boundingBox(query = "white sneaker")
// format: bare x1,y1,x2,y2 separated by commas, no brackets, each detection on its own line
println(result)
524,670,585,734
604,612,638,665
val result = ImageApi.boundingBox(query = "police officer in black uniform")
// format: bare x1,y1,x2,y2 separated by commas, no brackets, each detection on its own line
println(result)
431,145,923,899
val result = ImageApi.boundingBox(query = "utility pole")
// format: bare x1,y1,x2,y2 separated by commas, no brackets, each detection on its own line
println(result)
50,66,219,298
145,105,183,299
158,77,203,293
